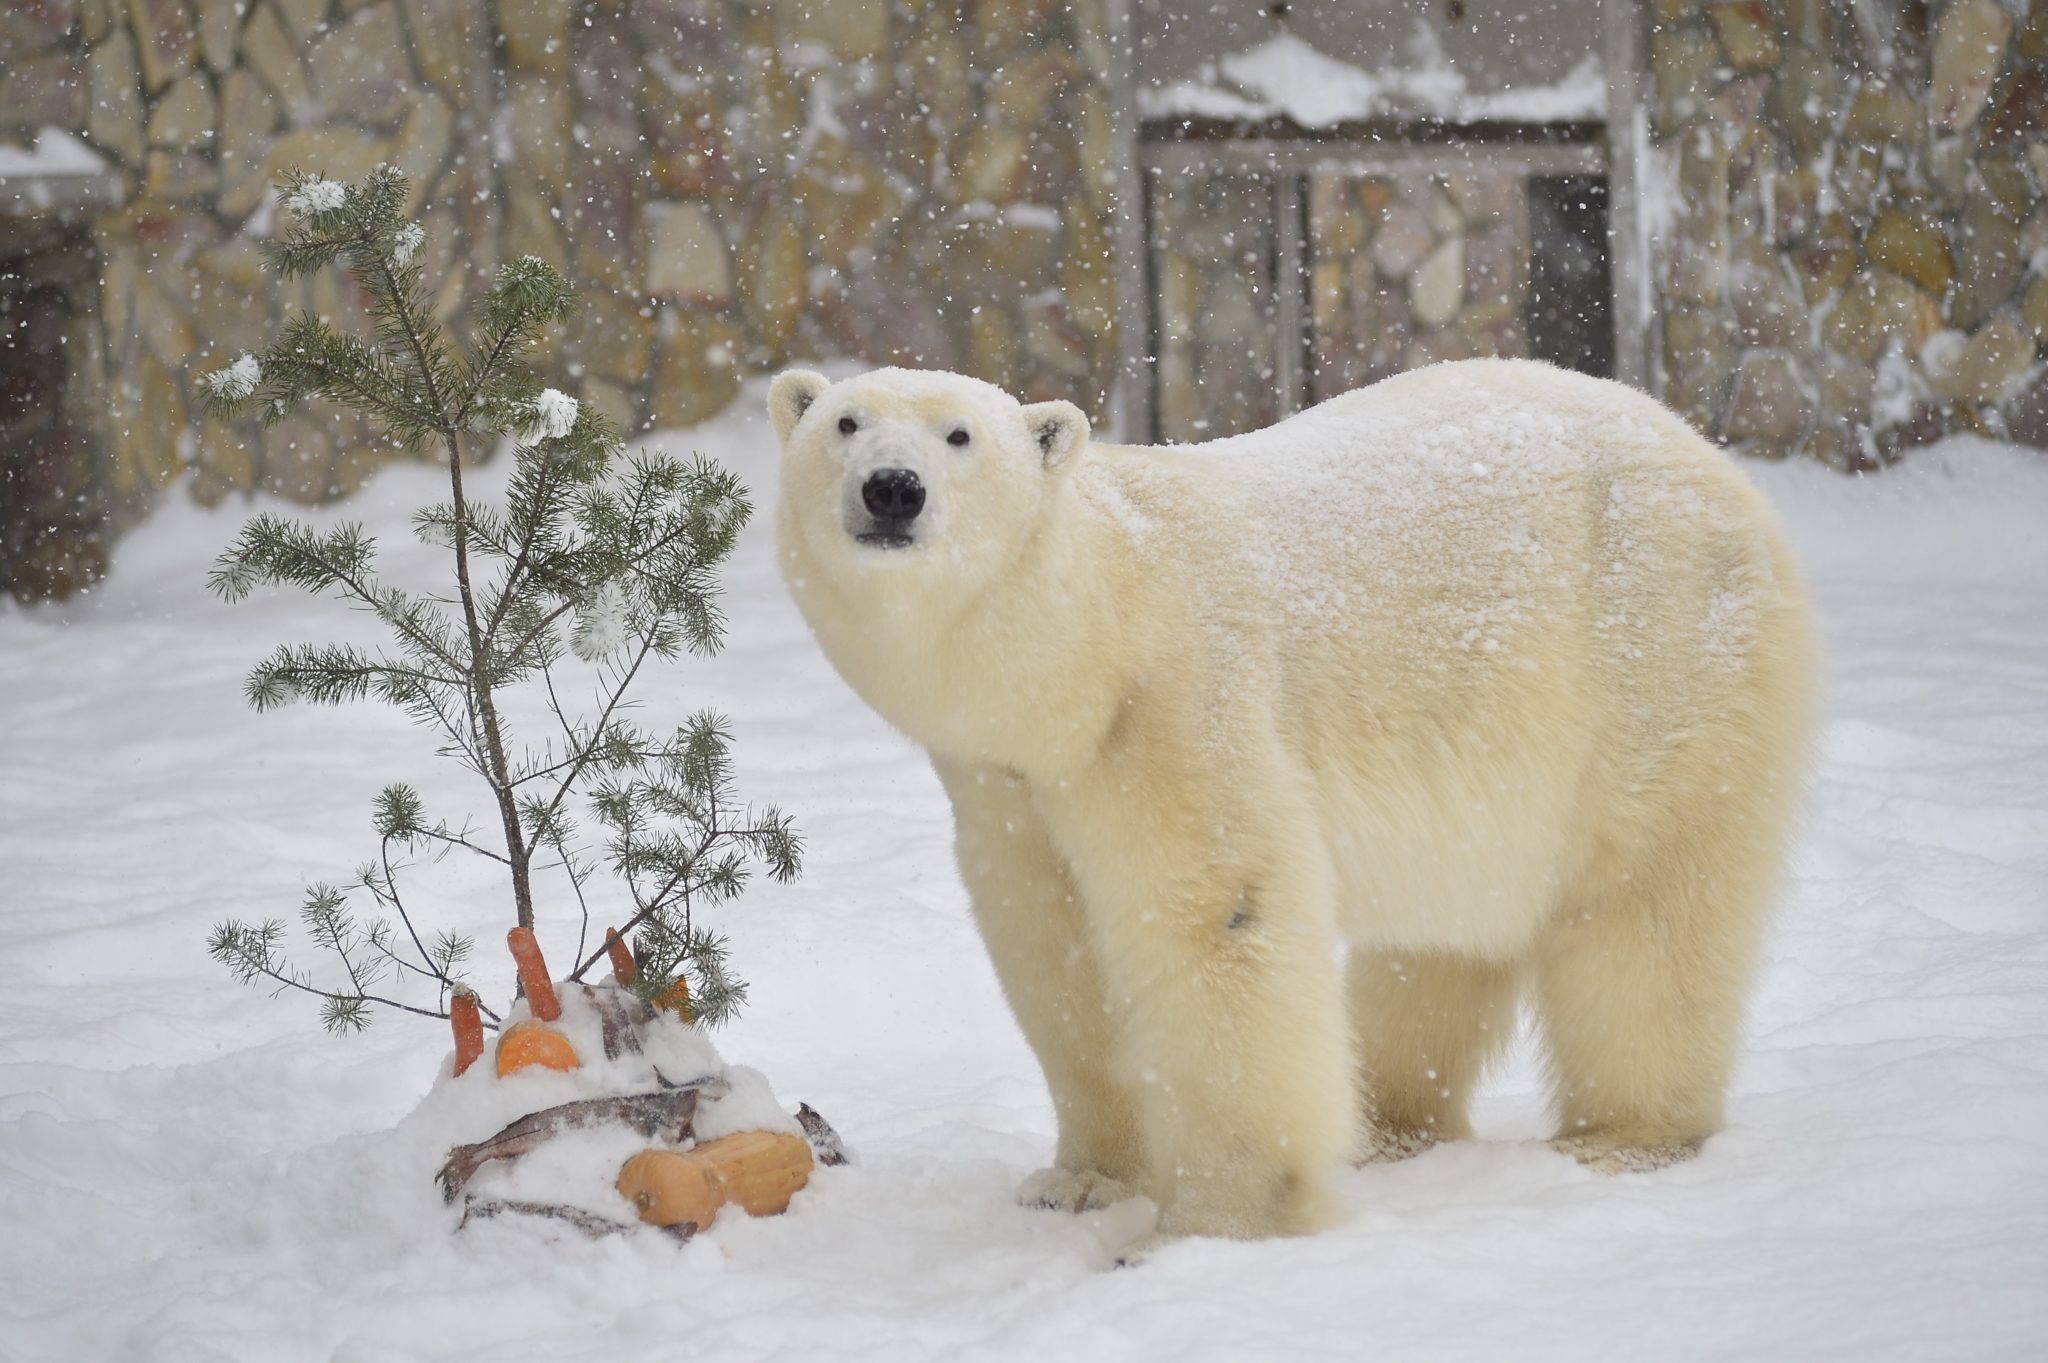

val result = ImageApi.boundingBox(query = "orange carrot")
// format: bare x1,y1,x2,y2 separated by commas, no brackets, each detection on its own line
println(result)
605,928,636,986
655,972,695,1023
506,926,562,1022
450,988,484,1078
494,1018,580,1076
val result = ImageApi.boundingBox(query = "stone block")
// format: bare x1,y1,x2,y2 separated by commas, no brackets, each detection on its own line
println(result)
1983,67,2048,144
572,292,657,386
1652,25,1725,135
1925,318,2035,403
1409,237,1464,329
273,0,329,40
1864,209,1954,294
148,73,217,150
1062,204,1116,339
88,29,146,164
986,48,1081,127
975,0,1059,55
499,0,571,75
0,53,89,134
197,0,240,73
952,126,1031,203
504,77,572,187
645,81,732,197
737,201,806,357
649,306,745,429
1370,200,1435,278
1979,150,2036,219
312,3,413,125
1708,1,1780,71
1729,242,1809,347
126,0,197,91
966,304,1022,391
2025,272,2048,343
1771,166,1821,244
772,0,887,61
642,200,732,305
144,150,219,198
569,164,641,291
405,0,487,95
1841,79,1921,149
629,0,726,70
1723,349,1811,446
392,92,452,211
1824,268,1943,363
220,125,390,219
1951,192,2023,330
1931,0,2012,130
2027,0,2048,61
241,3,313,119
0,2,75,58
1810,351,1876,425
793,136,900,269
501,181,563,270
215,71,278,206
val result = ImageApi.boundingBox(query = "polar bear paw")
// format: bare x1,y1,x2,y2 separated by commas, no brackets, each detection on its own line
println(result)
1550,1133,1704,1174
1018,1167,1139,1213
1355,1122,1439,1166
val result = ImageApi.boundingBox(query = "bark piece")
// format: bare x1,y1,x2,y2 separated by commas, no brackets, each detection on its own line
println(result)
797,1102,850,1167
437,1085,717,1203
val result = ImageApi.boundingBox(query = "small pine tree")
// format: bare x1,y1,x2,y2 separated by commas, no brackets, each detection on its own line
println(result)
201,168,799,1034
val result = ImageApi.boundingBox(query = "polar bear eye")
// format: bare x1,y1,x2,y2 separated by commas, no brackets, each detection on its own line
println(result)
837,416,859,435
947,428,970,447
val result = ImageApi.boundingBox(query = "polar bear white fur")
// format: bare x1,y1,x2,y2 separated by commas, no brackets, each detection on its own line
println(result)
770,359,1818,1241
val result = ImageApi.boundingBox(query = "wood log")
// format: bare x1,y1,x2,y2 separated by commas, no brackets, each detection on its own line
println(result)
616,1131,815,1230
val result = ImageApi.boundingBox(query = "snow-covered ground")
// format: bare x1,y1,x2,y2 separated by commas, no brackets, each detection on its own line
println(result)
3,388,2045,1360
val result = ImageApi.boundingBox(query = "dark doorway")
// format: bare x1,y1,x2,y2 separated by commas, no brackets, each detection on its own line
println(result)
1527,175,1613,378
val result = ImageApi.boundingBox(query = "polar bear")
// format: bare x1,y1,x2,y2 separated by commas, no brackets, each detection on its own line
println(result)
770,359,1817,1241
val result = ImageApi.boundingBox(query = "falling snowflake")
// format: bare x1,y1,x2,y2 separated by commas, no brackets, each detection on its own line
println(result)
526,387,579,440
282,178,346,215
570,579,633,661
202,354,262,401
393,222,424,267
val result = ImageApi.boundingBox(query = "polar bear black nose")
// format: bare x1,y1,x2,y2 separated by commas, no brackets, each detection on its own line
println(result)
862,468,925,522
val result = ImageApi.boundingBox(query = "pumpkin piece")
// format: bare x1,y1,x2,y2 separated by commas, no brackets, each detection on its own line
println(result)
495,1018,580,1076
616,1131,815,1229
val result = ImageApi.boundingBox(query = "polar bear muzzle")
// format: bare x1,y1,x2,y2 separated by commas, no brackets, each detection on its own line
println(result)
855,467,925,548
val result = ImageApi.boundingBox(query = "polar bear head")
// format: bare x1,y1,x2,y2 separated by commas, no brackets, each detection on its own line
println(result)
769,367,1090,598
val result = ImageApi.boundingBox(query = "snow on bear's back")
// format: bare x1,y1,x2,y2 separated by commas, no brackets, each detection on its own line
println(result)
1089,360,1785,691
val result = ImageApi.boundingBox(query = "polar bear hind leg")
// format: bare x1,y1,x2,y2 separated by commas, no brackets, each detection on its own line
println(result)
1533,729,1805,1173
1348,949,1522,1161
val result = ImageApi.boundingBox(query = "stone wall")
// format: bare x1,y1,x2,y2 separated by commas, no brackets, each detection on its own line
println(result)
0,0,1121,600
1651,0,2048,468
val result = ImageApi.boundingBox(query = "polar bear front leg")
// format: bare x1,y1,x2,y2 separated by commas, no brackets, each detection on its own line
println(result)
932,758,1145,1205
1036,753,1355,1240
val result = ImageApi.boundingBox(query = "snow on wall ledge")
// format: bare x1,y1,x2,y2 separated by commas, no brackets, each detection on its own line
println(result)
1139,29,1607,127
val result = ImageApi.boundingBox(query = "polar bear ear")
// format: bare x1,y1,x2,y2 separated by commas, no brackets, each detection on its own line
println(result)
768,370,830,445
1021,400,1089,470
